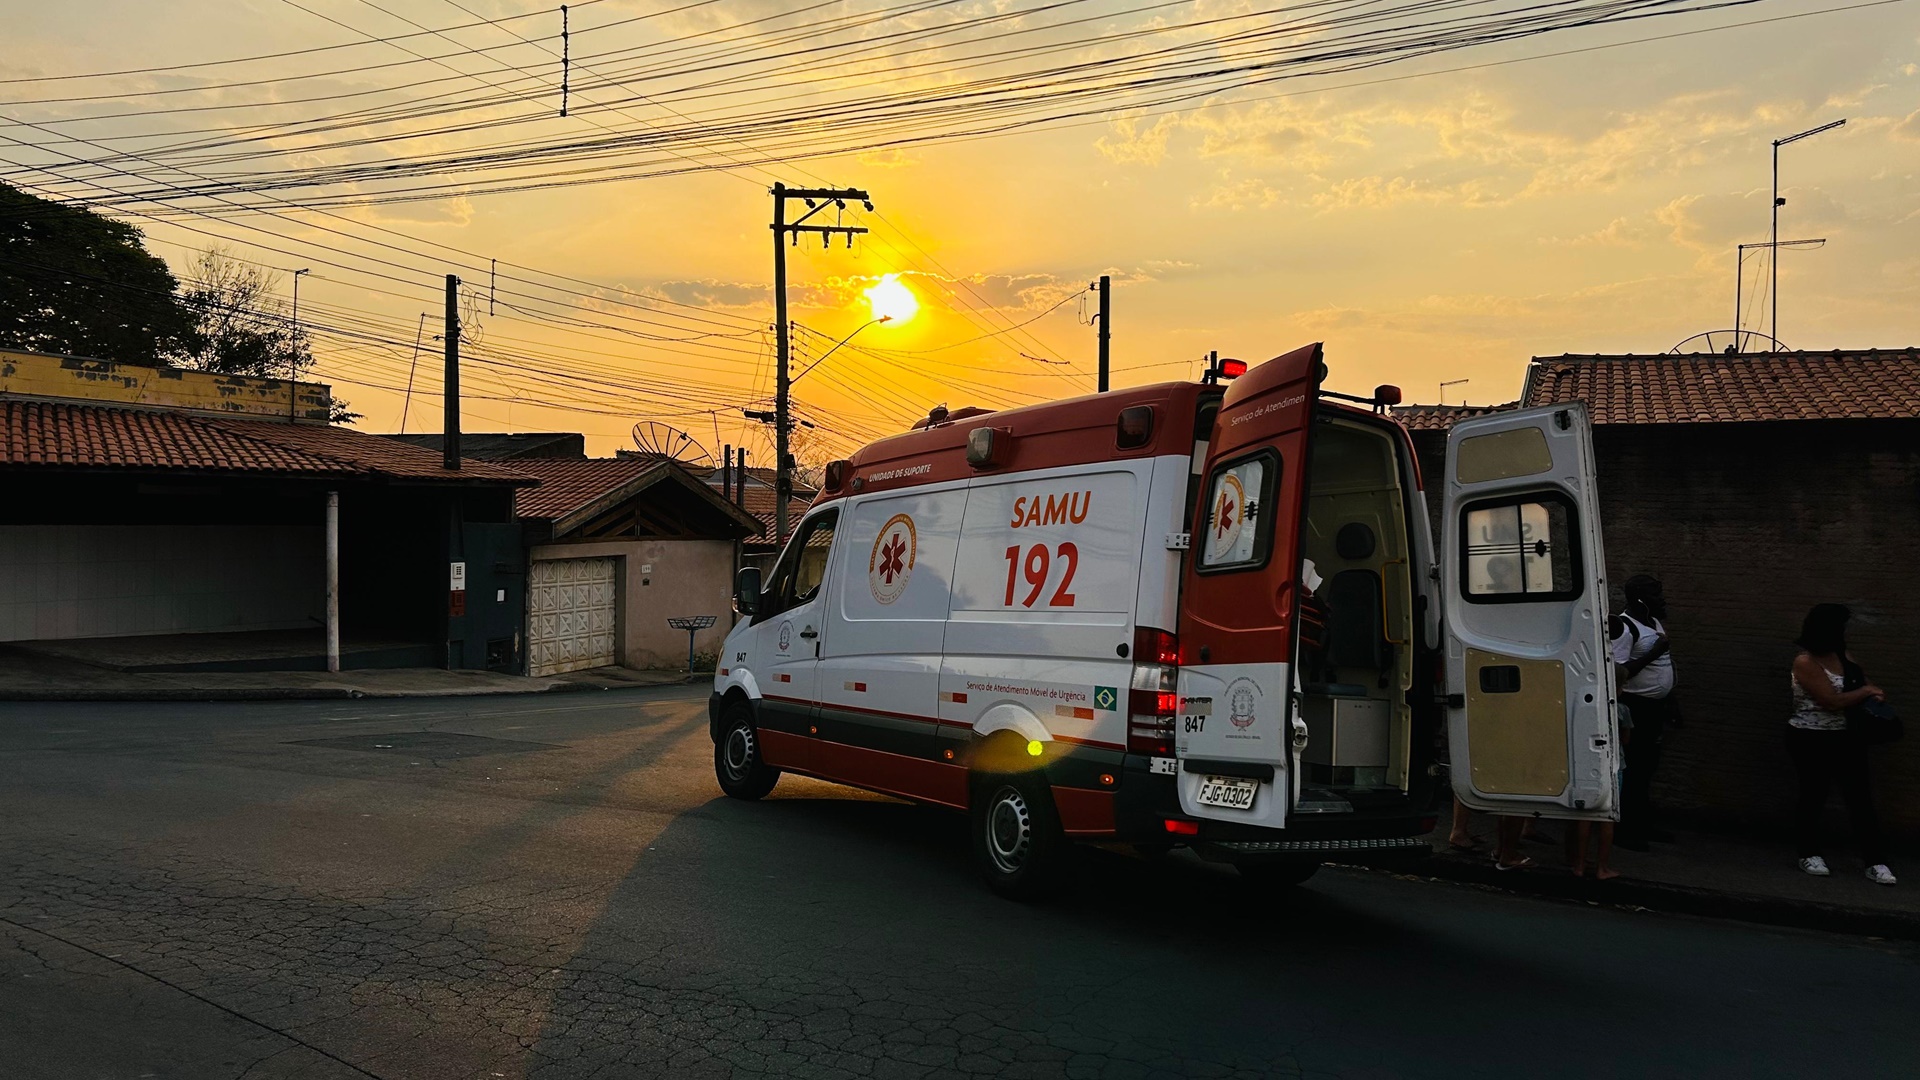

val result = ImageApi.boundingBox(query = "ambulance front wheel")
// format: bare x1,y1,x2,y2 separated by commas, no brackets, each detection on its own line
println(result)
971,772,1068,901
715,703,780,800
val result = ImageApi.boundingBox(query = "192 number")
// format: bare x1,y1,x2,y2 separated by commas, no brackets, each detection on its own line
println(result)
1003,542,1078,608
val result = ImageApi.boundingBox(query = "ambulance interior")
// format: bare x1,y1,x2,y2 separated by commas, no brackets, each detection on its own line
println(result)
1297,416,1417,809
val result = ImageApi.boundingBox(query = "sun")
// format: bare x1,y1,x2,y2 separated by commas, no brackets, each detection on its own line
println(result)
863,273,918,325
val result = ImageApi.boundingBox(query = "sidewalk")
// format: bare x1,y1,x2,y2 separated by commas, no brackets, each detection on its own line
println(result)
0,646,697,701
1409,818,1920,940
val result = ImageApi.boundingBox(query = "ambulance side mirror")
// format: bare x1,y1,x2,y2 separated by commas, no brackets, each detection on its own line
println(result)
734,567,762,616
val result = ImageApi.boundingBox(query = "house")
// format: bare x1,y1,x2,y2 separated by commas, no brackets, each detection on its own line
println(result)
386,431,586,461
1395,348,1920,836
511,456,759,674
700,463,815,571
0,349,533,672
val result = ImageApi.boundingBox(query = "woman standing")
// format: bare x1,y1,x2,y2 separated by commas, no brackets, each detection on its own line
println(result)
1788,604,1896,885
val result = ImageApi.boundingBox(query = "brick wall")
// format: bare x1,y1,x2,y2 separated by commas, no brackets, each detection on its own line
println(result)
1412,419,1920,840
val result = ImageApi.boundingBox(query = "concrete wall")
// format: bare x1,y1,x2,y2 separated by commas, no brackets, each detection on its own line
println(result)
1,349,332,421
1414,420,1920,839
530,538,735,670
0,524,323,641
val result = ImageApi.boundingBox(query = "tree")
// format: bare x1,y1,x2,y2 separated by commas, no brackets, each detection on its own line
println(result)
0,181,198,364
173,247,314,379
172,249,356,422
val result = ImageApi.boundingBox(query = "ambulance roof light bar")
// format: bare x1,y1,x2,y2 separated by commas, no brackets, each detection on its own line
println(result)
1320,384,1404,414
1201,352,1246,385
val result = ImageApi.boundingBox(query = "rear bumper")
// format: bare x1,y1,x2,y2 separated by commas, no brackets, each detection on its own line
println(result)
1112,752,1434,857
1193,836,1434,865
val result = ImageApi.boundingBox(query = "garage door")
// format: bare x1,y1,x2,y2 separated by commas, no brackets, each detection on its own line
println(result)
527,557,617,676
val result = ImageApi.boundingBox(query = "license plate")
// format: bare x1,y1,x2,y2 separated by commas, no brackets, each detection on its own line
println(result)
1196,774,1258,810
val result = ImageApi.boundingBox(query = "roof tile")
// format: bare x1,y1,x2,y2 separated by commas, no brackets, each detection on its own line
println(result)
511,456,670,520
1524,350,1920,424
1,399,532,482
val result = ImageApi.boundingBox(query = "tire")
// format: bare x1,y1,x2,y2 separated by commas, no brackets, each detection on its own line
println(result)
714,701,780,801
1237,859,1321,888
971,772,1069,901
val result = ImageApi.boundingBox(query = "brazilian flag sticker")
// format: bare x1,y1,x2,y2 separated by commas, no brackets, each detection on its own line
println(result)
1094,686,1119,712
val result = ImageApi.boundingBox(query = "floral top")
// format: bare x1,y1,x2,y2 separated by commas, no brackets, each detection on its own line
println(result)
1790,659,1847,732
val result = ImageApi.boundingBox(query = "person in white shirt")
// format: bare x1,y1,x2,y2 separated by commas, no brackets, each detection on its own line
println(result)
1611,575,1678,850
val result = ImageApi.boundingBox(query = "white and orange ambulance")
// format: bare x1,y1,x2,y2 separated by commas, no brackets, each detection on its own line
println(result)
710,343,1620,898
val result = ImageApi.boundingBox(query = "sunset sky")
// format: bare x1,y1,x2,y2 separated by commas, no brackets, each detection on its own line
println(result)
4,0,1915,461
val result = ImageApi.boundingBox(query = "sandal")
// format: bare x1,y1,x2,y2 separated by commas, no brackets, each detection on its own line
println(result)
1448,837,1486,854
1494,856,1534,871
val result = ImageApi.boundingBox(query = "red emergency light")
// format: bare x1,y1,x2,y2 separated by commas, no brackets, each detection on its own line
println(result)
1217,358,1248,379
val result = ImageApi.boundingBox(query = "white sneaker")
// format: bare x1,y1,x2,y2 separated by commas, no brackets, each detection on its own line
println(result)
1866,864,1897,886
1799,856,1831,876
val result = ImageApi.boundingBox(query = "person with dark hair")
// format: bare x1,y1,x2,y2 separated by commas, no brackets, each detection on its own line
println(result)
1789,604,1896,885
1610,574,1678,850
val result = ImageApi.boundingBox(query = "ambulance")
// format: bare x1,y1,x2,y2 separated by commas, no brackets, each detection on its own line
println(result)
710,343,1620,898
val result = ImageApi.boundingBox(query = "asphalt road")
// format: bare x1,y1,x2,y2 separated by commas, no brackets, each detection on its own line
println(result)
2,688,1915,1080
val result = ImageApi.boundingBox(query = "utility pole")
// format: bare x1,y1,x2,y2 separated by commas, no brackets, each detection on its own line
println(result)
444,274,461,471
769,182,871,544
1771,119,1844,350
1095,275,1111,392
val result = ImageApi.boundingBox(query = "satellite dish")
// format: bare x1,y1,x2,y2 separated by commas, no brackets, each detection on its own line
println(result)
631,421,715,467
1669,330,1788,355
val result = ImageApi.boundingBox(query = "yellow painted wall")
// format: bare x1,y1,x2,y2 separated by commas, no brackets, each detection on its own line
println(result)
0,349,332,422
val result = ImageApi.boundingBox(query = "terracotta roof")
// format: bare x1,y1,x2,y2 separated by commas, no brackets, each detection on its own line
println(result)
1388,402,1518,431
1,399,531,482
1524,350,1920,424
734,486,815,546
511,456,669,520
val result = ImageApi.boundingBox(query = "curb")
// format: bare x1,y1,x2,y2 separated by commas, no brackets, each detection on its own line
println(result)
0,673,703,702
1391,852,1920,941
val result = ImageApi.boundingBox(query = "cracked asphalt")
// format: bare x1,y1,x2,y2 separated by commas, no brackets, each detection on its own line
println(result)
3,687,1916,1080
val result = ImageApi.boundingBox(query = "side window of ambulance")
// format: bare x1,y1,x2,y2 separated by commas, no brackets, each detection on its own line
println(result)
1460,495,1579,601
763,511,839,618
1198,451,1278,571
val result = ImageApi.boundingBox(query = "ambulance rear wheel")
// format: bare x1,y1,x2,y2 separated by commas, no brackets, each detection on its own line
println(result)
715,704,780,801
1236,859,1321,888
972,773,1068,901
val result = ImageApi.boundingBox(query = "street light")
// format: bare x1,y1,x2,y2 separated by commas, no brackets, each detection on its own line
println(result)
792,315,892,384
1770,119,1844,350
289,267,310,421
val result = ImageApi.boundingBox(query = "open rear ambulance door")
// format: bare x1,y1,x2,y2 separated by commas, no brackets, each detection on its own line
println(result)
1173,343,1324,829
1440,403,1618,820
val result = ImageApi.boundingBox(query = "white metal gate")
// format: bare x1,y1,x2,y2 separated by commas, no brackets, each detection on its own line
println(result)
527,556,617,676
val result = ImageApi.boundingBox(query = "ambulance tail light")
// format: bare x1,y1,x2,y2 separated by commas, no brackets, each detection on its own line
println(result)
1128,626,1179,756
1218,358,1248,379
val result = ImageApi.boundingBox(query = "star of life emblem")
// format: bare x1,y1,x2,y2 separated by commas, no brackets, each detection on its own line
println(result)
869,513,917,605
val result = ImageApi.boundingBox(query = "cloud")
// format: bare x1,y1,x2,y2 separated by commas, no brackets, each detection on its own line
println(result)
1896,110,1920,140
1539,216,1650,248
1291,275,1696,343
857,149,919,168
1194,176,1282,211
639,268,1145,315
1657,188,1848,252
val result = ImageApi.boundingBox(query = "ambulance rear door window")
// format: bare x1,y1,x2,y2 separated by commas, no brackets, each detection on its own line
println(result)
1198,450,1279,572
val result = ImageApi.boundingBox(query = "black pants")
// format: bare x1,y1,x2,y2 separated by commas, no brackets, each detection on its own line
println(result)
1618,693,1675,841
1786,727,1885,865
